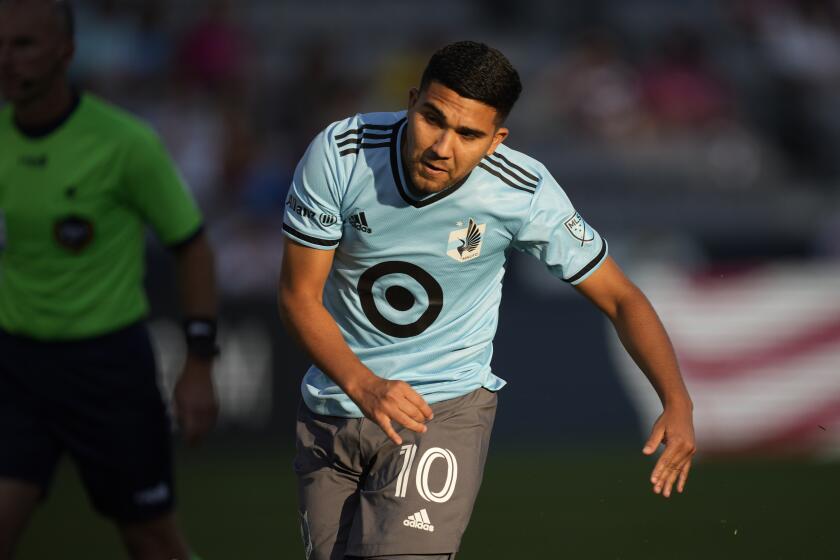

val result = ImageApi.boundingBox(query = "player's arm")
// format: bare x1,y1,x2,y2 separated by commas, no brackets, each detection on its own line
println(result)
574,257,695,498
278,238,433,445
171,230,219,445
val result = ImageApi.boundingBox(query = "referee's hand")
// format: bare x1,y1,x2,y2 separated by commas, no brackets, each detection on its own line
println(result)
347,376,434,446
174,357,219,445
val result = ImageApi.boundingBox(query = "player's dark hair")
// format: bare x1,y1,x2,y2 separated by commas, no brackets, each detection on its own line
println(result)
420,41,522,123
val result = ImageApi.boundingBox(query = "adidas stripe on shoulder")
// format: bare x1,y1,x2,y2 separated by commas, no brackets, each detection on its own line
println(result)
477,150,540,194
333,117,402,157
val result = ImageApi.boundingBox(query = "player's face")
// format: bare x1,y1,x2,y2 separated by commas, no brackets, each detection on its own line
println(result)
0,2,73,104
403,81,509,194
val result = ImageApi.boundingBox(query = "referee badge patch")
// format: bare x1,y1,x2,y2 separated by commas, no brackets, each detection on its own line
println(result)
54,215,94,253
447,218,485,262
564,212,594,246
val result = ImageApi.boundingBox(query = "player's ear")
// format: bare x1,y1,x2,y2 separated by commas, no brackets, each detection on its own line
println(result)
408,87,420,109
487,127,509,155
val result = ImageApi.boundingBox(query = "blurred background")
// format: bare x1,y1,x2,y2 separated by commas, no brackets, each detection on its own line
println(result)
4,0,839,557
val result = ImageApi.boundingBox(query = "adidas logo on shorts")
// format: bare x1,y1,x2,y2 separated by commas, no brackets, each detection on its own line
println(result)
403,508,435,532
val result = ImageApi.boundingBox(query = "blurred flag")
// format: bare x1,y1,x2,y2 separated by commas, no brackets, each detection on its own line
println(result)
611,261,840,457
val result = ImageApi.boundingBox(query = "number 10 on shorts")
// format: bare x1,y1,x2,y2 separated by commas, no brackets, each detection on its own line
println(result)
396,445,459,503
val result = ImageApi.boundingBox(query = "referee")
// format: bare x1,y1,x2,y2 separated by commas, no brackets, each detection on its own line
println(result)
0,1,218,559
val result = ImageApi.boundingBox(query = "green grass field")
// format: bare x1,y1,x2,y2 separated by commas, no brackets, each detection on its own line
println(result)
16,440,839,559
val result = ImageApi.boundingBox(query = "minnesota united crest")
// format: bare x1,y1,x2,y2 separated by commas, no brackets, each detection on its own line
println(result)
447,218,486,262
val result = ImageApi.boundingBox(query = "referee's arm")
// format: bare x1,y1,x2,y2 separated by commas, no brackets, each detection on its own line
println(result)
574,256,696,499
172,229,217,321
171,229,220,445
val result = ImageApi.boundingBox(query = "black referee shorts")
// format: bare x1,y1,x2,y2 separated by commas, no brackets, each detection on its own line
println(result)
0,322,175,523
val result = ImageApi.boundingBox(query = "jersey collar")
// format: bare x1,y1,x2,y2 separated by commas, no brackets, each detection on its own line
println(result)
13,89,81,139
389,119,471,208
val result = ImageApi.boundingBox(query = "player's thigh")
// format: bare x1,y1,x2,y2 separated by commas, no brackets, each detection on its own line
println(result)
347,388,497,558
55,324,176,523
295,402,365,560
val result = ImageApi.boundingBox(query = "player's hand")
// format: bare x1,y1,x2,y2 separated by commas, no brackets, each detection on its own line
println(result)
174,356,219,445
643,403,695,498
347,376,434,446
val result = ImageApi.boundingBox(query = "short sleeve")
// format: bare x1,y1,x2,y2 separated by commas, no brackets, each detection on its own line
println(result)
122,129,202,246
282,125,344,249
512,172,608,285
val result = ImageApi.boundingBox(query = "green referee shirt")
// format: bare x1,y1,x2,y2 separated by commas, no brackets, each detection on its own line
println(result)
0,93,202,340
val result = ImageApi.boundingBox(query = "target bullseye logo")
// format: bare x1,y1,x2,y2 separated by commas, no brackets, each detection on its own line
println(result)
358,261,443,338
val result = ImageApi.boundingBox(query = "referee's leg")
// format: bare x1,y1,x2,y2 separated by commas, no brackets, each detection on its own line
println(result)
0,480,40,560
116,514,190,560
0,329,62,560
61,324,192,560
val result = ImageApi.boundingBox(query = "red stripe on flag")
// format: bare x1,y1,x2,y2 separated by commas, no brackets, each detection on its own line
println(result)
721,398,840,455
678,315,840,380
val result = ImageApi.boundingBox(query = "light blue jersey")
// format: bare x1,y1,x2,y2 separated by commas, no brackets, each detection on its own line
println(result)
283,111,608,417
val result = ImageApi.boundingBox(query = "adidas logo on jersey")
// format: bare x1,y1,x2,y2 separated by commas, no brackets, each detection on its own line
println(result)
348,210,372,233
403,509,435,532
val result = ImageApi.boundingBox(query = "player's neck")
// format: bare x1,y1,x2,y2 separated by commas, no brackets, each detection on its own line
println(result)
13,81,77,134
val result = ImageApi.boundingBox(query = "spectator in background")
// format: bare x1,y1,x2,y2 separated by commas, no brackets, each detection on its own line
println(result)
282,40,362,156
639,27,730,132
130,0,171,83
141,83,226,212
543,29,645,146
626,26,770,188
71,0,136,95
751,0,840,180
369,36,441,110
177,0,245,90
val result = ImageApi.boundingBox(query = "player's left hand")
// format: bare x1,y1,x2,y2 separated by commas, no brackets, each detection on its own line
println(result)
174,356,219,445
642,403,695,498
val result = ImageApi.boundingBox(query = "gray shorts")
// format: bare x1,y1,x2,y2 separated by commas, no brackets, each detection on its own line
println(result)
294,387,498,560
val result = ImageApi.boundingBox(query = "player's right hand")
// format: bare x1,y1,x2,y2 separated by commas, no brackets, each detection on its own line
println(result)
347,376,434,445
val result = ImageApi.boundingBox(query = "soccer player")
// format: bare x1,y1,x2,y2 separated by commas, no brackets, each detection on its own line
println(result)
279,41,696,559
0,1,218,559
